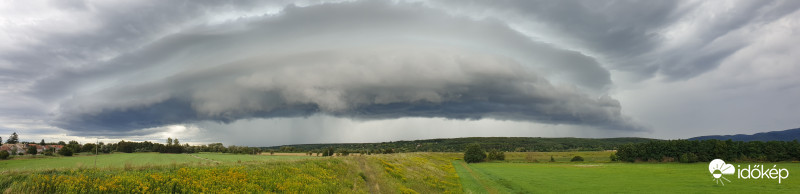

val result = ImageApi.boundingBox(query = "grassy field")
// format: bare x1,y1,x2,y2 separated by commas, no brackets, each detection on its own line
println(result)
1,151,796,193
0,152,461,193
503,151,615,163
455,160,800,193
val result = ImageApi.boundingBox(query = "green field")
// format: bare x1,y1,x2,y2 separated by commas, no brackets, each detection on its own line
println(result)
1,151,798,193
454,160,800,193
0,152,312,171
192,153,312,163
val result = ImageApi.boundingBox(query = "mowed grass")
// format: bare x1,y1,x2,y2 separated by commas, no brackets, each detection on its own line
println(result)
0,152,314,171
456,161,800,193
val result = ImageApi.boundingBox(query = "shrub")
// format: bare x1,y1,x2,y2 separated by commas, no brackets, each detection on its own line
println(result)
58,147,74,156
487,149,505,161
610,153,618,162
679,153,698,163
322,147,335,157
570,156,584,162
463,144,486,163
0,150,9,159
550,156,555,162
26,146,37,155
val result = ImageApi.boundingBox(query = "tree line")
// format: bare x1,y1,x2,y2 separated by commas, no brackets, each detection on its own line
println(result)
263,137,655,153
615,139,800,163
0,132,262,159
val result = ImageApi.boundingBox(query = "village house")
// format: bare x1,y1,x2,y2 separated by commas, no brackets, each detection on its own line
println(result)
0,144,63,155
0,143,26,153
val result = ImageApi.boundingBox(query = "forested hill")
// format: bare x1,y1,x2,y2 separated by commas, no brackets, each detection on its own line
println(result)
262,137,657,153
689,128,800,142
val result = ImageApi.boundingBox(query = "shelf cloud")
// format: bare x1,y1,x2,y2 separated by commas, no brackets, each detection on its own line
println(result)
1,0,798,144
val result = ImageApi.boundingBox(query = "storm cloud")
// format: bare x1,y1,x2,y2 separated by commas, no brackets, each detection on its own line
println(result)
1,0,799,144
53,45,636,132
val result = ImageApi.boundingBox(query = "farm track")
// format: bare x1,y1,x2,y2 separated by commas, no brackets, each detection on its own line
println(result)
356,156,381,193
457,161,499,194
188,154,220,164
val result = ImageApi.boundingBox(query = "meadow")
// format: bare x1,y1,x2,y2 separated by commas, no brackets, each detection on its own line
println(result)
0,151,797,193
0,152,311,171
454,160,800,193
0,152,461,193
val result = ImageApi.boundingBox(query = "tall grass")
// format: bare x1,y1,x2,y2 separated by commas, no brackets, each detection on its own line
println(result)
0,152,463,193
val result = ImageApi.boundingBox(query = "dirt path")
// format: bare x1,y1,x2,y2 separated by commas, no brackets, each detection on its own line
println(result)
188,154,220,164
356,157,381,193
457,161,500,194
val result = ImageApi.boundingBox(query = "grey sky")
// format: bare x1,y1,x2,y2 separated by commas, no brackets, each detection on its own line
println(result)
1,0,798,146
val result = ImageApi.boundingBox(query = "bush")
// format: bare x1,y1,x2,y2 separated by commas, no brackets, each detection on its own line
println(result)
463,144,486,163
610,153,618,161
322,147,335,157
550,156,555,162
571,156,584,162
679,153,698,163
487,149,505,161
58,147,74,156
44,149,54,156
26,146,37,155
0,150,9,160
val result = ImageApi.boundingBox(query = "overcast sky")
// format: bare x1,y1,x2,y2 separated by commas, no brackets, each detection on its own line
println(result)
1,0,799,146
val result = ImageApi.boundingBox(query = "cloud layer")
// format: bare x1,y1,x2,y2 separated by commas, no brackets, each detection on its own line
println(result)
1,0,799,143
53,45,637,132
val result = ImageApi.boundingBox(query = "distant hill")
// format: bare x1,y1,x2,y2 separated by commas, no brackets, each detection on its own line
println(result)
689,128,800,142
262,137,657,152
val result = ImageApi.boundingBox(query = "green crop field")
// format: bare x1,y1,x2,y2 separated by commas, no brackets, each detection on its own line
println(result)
454,160,800,193
0,152,312,171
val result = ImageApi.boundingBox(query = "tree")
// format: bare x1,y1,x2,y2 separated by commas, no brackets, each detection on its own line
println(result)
26,145,37,155
82,143,97,153
58,147,73,156
322,147,335,157
167,138,173,146
6,132,18,144
464,144,486,163
610,153,619,162
67,140,81,153
58,141,66,145
0,150,9,159
571,156,584,162
487,149,505,161
174,138,179,145
39,139,45,145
